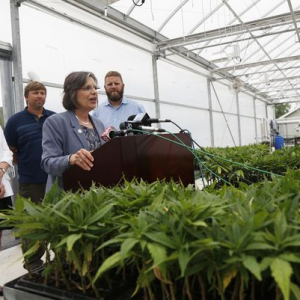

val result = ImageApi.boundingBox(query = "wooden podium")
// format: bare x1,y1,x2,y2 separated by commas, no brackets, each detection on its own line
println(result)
62,133,195,192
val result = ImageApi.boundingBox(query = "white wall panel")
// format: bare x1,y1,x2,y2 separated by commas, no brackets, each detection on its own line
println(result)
42,87,64,113
255,99,267,118
160,104,211,147
19,6,155,101
0,0,11,43
157,60,208,108
240,117,256,145
239,93,255,117
211,82,238,114
212,112,239,147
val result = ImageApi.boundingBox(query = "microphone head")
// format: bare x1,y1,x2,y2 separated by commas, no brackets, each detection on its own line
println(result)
131,113,150,124
127,115,136,121
119,122,127,130
101,126,117,141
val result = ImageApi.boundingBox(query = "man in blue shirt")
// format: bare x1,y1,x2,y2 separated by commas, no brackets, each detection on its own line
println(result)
4,81,55,270
5,81,56,204
92,71,145,129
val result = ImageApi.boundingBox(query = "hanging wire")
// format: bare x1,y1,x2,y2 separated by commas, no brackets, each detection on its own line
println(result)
150,0,154,20
132,0,145,7
180,0,186,39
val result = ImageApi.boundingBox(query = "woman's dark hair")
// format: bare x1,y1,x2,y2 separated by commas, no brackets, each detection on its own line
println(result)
62,71,98,110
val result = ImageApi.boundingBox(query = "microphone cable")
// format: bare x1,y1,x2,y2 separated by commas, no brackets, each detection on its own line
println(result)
169,121,253,186
130,128,230,187
136,123,283,187
177,129,206,188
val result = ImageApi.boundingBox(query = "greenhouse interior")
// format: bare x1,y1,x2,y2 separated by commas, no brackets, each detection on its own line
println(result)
1,0,300,300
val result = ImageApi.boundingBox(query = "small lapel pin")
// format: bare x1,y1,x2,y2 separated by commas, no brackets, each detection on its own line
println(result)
78,128,83,134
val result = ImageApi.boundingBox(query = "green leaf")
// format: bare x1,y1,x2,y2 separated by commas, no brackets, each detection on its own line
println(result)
260,257,273,271
290,282,300,300
253,210,269,229
93,252,122,284
223,268,237,292
178,249,190,277
278,253,300,263
14,197,24,213
245,242,275,251
84,203,114,225
147,243,167,266
22,241,41,258
144,232,176,249
274,211,287,241
120,238,139,259
66,233,82,251
270,258,293,300
242,255,262,281
57,233,82,251
191,220,207,227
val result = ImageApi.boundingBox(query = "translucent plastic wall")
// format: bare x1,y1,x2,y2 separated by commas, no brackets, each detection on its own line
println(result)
0,1,11,43
211,81,239,146
0,0,271,148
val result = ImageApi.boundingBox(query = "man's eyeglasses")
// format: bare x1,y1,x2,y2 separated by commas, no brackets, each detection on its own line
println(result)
80,85,100,92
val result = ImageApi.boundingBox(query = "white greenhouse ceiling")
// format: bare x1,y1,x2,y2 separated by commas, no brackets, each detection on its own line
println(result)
20,0,300,105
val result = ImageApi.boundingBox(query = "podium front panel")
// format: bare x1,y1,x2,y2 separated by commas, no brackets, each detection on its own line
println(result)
63,133,194,192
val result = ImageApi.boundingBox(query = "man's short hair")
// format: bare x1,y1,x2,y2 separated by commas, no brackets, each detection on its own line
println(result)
24,81,47,97
105,71,123,83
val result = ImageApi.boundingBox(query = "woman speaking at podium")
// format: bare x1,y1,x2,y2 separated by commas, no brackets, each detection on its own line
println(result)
41,71,106,192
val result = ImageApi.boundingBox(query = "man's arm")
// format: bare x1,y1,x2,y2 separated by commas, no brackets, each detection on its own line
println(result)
8,146,18,165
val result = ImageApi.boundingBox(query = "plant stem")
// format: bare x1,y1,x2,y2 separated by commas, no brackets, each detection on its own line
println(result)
198,274,207,300
87,270,100,298
184,276,193,300
215,267,226,300
239,275,244,300
160,281,166,300
56,251,71,290
250,276,255,300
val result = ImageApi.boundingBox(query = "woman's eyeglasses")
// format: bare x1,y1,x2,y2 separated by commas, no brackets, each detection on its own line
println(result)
80,85,100,92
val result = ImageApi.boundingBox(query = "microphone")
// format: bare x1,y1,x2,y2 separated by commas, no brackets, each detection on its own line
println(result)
109,129,128,138
126,113,171,126
101,126,128,141
119,122,165,133
138,126,165,132
143,118,171,125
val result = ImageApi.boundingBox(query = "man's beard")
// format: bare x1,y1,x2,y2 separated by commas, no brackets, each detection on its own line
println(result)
106,88,124,102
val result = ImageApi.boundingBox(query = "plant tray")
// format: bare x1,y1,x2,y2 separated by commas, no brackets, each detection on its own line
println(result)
4,271,138,300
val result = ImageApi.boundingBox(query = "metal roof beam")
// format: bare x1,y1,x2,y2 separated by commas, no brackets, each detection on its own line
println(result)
166,27,299,58
258,87,300,93
235,66,300,77
156,10,300,50
250,75,300,85
213,55,300,72
269,95,300,102
287,0,300,43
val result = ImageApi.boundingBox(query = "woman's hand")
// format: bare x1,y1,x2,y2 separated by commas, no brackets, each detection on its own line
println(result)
69,149,94,171
0,183,5,198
